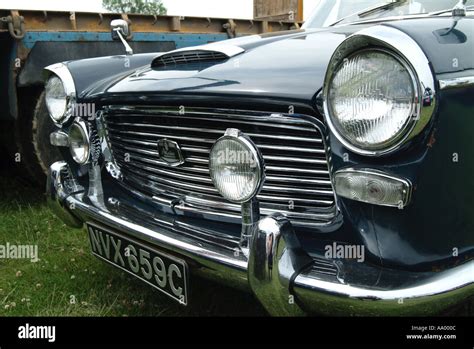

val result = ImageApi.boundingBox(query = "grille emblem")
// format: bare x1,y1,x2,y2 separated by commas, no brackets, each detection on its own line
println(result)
158,139,185,167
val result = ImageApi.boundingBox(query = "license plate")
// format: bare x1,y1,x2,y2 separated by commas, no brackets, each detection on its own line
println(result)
86,223,188,305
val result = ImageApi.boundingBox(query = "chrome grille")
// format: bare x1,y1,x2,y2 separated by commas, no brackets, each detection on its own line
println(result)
102,106,337,227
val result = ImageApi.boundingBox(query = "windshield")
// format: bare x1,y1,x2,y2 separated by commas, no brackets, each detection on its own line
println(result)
304,0,472,28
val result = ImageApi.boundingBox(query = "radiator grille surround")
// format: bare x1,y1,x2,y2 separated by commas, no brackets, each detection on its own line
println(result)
102,106,337,227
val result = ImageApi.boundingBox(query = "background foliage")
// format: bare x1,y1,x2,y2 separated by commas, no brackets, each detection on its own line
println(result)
103,0,167,15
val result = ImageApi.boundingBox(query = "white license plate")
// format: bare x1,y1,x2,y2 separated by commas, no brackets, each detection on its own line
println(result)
87,224,188,305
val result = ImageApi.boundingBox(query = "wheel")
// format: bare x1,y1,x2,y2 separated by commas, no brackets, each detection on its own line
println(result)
15,89,62,184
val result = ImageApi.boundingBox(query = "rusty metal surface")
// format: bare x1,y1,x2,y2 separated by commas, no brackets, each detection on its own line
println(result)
0,9,302,36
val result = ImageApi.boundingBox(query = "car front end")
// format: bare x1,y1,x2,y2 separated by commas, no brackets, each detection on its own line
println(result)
44,11,474,316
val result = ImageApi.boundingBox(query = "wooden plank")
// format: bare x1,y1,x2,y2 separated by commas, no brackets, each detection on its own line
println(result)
254,0,303,21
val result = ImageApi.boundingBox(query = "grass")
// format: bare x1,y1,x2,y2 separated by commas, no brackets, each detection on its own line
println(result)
0,161,265,317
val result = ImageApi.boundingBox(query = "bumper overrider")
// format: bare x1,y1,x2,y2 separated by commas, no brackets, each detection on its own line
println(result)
48,161,474,316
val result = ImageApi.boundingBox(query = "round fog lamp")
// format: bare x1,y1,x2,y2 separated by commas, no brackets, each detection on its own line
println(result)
209,129,264,203
69,120,90,165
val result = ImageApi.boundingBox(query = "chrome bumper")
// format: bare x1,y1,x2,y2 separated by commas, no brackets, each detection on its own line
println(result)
48,162,474,316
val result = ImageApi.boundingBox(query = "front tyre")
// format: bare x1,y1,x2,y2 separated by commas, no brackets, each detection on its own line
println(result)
16,90,62,183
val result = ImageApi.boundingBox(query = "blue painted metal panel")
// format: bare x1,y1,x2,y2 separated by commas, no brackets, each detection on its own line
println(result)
22,31,230,50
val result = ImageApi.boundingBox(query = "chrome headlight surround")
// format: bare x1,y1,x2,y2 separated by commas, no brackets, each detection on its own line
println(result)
69,118,91,165
323,26,436,156
44,63,76,127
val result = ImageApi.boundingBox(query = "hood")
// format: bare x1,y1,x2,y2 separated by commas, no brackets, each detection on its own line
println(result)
105,26,362,102
82,16,474,102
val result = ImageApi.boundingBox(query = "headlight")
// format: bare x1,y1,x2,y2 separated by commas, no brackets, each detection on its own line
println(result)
323,26,436,156
44,63,76,126
45,76,68,123
69,120,90,165
209,129,264,203
327,50,415,153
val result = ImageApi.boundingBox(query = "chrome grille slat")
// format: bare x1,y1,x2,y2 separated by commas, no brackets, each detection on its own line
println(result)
266,166,329,176
110,142,331,176
121,168,336,218
107,123,325,154
184,196,336,217
110,135,328,165
106,120,325,144
113,147,210,174
106,108,320,131
119,162,334,199
103,106,337,226
123,164,333,206
107,127,217,144
113,149,330,186
107,124,324,144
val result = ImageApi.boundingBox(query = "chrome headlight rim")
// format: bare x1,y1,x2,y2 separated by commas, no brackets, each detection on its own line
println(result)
323,26,436,157
325,47,419,154
44,63,76,127
69,118,91,165
209,129,265,204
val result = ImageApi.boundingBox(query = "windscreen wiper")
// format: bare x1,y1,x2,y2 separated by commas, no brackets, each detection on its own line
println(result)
358,0,408,18
330,0,408,26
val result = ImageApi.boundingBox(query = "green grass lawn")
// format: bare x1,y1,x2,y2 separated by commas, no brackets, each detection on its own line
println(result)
0,165,265,317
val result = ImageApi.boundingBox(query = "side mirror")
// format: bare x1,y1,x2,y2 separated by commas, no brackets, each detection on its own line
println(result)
110,19,133,55
111,19,130,40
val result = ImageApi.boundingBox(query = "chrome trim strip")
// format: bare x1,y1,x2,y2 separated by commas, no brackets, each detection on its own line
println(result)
439,76,474,90
323,25,436,157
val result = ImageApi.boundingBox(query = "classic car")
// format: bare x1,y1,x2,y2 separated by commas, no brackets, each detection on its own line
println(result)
45,0,474,316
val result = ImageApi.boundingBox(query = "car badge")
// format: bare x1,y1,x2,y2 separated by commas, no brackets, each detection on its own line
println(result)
158,139,185,167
